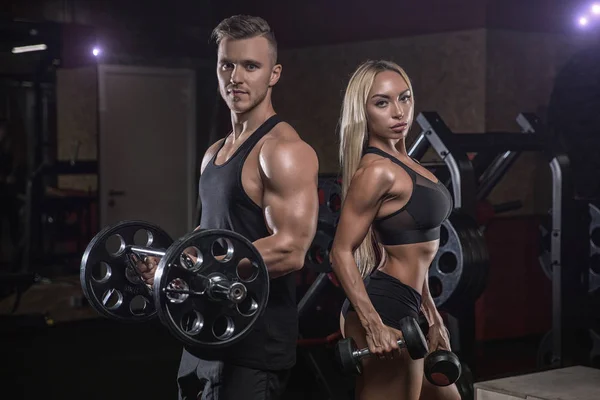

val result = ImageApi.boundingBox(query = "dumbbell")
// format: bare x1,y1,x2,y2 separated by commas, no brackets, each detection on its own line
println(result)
335,316,428,375
424,349,462,386
80,220,270,349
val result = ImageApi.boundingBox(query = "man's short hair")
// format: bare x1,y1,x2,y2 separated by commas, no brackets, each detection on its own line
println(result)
211,15,278,63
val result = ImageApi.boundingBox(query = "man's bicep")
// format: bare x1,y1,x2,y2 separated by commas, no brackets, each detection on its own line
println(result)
262,142,319,239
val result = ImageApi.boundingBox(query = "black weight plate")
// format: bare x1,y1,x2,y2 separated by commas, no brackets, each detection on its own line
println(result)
335,338,361,375
455,362,474,400
318,176,342,228
154,229,269,350
399,316,428,360
430,213,475,308
424,350,462,387
305,222,336,273
80,220,173,322
463,223,490,301
538,203,600,293
451,215,479,302
588,204,600,293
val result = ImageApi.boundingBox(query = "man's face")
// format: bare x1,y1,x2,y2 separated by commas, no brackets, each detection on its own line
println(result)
216,36,281,114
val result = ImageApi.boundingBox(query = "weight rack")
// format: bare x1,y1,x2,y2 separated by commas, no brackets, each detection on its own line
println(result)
294,111,591,400
410,111,591,371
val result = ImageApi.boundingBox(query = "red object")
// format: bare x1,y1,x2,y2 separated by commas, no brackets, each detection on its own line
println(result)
318,188,325,206
327,272,340,287
476,200,496,226
475,216,552,341
297,330,342,347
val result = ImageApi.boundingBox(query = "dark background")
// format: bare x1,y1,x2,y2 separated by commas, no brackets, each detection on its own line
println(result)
0,0,599,399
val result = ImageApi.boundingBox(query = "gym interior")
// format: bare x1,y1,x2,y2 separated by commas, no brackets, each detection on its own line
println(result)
1,1,599,399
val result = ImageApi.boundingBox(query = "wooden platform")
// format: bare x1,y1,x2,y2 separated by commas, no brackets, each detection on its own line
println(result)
474,366,600,400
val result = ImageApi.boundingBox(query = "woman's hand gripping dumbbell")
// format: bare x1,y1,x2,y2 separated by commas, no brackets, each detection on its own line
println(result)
335,316,428,375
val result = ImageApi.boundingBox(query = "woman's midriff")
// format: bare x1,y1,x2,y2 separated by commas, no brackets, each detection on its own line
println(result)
377,239,440,295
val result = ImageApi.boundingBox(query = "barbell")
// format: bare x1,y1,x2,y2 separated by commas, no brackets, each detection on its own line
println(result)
80,220,269,349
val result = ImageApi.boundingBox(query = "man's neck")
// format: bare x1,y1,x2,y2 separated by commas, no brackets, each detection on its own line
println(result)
230,100,276,140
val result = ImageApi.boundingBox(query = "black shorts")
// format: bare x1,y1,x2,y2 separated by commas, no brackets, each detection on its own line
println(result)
177,349,290,400
342,270,422,330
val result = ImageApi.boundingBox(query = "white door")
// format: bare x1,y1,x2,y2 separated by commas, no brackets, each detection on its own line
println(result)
98,65,196,240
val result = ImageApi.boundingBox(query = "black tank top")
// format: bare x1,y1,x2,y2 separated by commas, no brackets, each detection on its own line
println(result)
193,114,298,370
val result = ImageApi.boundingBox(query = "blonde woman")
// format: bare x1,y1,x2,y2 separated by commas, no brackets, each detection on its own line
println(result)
330,60,461,400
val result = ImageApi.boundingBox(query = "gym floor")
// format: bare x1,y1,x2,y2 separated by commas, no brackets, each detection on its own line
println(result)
0,316,543,400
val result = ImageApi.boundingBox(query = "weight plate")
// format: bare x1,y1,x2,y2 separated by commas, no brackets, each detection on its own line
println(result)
538,203,600,293
424,350,462,387
154,229,269,349
80,220,173,322
451,218,479,303
429,217,465,308
305,222,336,273
318,176,342,228
462,223,490,301
429,213,488,308
335,338,361,375
537,328,600,368
455,362,474,400
588,204,600,293
399,316,428,360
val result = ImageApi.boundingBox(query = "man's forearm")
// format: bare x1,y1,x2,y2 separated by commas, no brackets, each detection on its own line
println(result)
253,234,307,279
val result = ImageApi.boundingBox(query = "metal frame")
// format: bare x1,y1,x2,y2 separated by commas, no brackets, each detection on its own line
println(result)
412,112,477,218
548,155,590,367
408,112,479,373
410,111,591,370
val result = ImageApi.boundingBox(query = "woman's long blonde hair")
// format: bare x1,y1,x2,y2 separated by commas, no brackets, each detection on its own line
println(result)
339,60,414,278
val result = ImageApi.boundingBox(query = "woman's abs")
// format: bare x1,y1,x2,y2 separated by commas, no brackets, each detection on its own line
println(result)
377,240,439,294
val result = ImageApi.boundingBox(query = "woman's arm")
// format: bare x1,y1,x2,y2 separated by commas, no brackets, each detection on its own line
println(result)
420,275,444,327
420,273,452,350
330,161,403,356
330,163,391,327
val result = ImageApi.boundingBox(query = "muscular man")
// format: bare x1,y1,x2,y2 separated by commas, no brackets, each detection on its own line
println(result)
136,15,319,400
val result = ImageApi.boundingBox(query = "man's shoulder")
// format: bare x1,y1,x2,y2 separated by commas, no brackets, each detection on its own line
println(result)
262,121,313,153
262,125,316,163
268,120,301,141
259,123,318,177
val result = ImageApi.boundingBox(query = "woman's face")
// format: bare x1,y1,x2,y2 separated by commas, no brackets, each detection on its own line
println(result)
365,70,414,141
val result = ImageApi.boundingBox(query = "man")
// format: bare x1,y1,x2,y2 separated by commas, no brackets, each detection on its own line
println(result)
136,15,319,400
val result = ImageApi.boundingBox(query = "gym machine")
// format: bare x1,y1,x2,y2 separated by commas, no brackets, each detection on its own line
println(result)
411,111,590,371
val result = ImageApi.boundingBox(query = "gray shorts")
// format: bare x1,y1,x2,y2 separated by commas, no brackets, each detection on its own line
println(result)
177,349,290,400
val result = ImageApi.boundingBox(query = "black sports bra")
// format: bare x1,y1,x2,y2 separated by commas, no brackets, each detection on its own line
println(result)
365,147,453,245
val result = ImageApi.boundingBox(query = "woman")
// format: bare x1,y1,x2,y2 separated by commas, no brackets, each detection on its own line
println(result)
330,60,461,400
